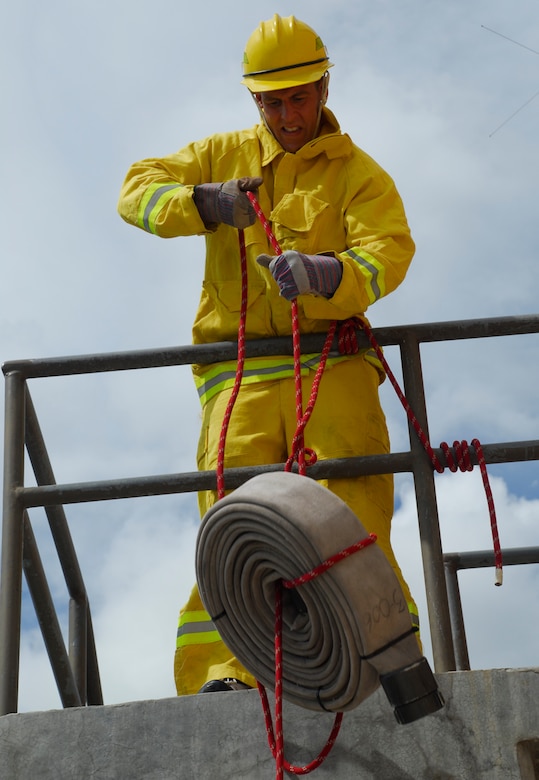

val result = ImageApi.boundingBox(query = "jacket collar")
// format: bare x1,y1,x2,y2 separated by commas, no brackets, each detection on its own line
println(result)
257,107,352,165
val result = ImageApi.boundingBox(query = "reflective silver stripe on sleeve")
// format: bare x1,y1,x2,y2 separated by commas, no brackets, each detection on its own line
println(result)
345,248,382,301
143,184,181,233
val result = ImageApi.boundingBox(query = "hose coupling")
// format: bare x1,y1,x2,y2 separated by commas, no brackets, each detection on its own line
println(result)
379,656,445,724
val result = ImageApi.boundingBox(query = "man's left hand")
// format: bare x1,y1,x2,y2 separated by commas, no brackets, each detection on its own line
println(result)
257,250,342,300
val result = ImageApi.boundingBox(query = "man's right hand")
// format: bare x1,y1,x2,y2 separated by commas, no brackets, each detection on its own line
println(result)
194,177,263,229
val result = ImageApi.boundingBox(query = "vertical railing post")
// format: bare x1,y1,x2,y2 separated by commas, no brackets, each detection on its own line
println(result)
443,561,471,671
0,371,26,714
69,597,88,704
399,334,456,672
22,512,83,707
25,390,92,705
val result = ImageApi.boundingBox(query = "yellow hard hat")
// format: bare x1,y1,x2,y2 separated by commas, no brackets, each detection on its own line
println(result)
242,14,333,92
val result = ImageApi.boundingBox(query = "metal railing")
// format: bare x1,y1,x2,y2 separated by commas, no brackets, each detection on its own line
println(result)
1,314,539,715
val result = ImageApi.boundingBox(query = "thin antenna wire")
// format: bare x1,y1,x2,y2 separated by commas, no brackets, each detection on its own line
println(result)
482,24,539,136
489,90,539,136
481,25,539,56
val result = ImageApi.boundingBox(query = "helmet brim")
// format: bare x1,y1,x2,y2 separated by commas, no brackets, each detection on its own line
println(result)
242,62,333,93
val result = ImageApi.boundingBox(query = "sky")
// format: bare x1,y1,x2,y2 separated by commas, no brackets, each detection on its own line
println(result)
1,0,538,713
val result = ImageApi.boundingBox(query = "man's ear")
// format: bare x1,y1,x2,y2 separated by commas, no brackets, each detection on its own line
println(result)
320,73,330,105
253,93,264,110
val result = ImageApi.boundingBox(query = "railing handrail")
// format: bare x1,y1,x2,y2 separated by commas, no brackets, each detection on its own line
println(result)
11,439,539,508
2,313,538,715
3,313,539,379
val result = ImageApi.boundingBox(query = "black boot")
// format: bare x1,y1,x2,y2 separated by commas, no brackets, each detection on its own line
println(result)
198,678,251,693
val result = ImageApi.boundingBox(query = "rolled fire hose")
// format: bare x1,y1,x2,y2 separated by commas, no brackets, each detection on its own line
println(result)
196,471,444,722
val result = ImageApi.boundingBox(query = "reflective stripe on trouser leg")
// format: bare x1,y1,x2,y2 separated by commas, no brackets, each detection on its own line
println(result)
174,583,257,695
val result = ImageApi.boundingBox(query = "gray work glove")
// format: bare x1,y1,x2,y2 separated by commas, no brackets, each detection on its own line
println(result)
257,250,343,300
194,177,263,229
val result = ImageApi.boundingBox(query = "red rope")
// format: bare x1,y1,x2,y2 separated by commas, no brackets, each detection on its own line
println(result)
471,439,503,584
257,532,377,778
239,193,345,777
215,229,249,501
245,191,337,476
285,318,337,475
291,298,306,475
339,317,503,585
282,534,378,589
257,681,343,777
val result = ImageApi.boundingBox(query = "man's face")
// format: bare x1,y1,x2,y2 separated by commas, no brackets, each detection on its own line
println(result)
256,81,324,153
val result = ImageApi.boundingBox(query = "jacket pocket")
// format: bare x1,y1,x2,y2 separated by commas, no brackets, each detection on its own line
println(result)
194,280,269,342
208,279,266,313
270,192,330,251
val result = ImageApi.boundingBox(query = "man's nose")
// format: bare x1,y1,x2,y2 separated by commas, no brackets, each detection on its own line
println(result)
280,101,296,121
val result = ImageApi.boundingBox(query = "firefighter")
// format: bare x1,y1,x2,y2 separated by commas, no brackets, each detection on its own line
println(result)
118,14,418,696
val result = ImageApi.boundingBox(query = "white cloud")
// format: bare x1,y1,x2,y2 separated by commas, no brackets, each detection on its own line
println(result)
90,502,199,704
392,471,539,670
18,497,199,711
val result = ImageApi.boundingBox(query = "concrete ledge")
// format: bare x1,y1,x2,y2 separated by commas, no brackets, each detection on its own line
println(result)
1,669,537,779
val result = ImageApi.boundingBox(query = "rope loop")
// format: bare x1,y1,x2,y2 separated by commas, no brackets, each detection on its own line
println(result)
440,440,474,473
257,681,343,776
337,318,361,354
285,446,317,473
439,440,502,585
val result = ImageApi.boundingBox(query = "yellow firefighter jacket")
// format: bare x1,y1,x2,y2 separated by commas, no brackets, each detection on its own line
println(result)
118,109,415,403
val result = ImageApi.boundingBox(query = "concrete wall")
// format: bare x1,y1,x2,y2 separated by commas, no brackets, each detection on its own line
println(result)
0,669,537,779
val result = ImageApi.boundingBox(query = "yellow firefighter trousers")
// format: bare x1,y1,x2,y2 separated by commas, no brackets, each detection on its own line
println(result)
174,354,418,695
